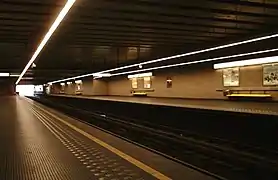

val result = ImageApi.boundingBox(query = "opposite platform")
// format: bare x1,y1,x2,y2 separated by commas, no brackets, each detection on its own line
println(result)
50,94,278,116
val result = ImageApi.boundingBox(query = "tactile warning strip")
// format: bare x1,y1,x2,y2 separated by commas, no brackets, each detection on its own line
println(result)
229,107,278,115
0,98,92,180
30,104,154,180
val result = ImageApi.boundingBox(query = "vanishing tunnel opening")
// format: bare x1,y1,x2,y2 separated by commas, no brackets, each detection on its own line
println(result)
16,85,43,97
16,85,35,96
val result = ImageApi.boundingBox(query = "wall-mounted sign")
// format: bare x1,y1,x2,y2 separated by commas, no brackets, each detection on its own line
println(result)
75,84,82,95
129,72,153,89
131,78,138,89
143,77,151,89
46,86,50,94
263,63,278,86
223,67,239,87
166,77,172,88
34,85,43,92
60,84,65,93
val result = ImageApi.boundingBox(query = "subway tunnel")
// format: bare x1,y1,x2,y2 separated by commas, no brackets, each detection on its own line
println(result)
1,0,278,180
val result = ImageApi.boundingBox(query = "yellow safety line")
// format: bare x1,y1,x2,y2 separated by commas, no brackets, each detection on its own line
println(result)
29,106,66,144
227,94,271,97
24,98,171,180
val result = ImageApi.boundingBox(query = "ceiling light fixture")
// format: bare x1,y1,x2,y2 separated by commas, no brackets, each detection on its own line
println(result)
213,55,278,69
93,73,112,78
93,73,112,79
0,73,10,77
128,72,152,79
74,80,82,84
96,33,278,73
15,0,76,85
47,48,278,84
46,35,278,85
111,49,278,77
49,73,112,83
10,74,20,77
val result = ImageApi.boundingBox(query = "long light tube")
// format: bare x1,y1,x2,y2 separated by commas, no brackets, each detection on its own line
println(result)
128,72,153,79
47,33,278,84
0,73,10,77
10,74,20,77
74,80,82,84
214,55,278,69
111,49,278,77
15,0,76,85
93,73,112,77
48,48,278,84
72,33,278,76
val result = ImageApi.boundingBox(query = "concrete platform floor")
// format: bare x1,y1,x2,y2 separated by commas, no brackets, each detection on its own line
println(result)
0,96,218,180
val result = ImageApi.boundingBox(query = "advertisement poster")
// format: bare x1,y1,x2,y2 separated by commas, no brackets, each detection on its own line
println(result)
223,67,239,87
263,64,278,85
75,80,83,94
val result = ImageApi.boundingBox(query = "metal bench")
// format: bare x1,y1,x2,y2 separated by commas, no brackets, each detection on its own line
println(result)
130,89,154,96
226,93,271,98
216,87,278,99
132,92,148,96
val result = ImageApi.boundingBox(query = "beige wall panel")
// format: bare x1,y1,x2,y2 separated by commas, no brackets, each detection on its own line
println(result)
108,78,131,96
65,83,75,95
240,66,262,87
51,65,278,100
107,68,224,99
83,80,108,96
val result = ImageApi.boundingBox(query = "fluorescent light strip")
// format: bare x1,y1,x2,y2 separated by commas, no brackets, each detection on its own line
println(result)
214,55,278,69
0,73,10,77
48,48,278,84
47,33,278,84
111,49,278,77
93,73,112,77
49,73,111,83
74,80,82,84
15,0,76,85
10,74,20,77
128,72,153,79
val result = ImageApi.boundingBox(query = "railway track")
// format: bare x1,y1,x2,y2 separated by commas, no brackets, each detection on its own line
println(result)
29,96,278,180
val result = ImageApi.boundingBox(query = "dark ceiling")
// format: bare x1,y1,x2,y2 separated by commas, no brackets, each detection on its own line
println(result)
1,0,278,84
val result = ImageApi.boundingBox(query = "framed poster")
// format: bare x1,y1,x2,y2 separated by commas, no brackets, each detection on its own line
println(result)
263,64,278,86
131,78,138,89
143,76,151,89
223,67,239,87
75,80,83,94
46,86,50,94
166,77,172,88
60,83,65,93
